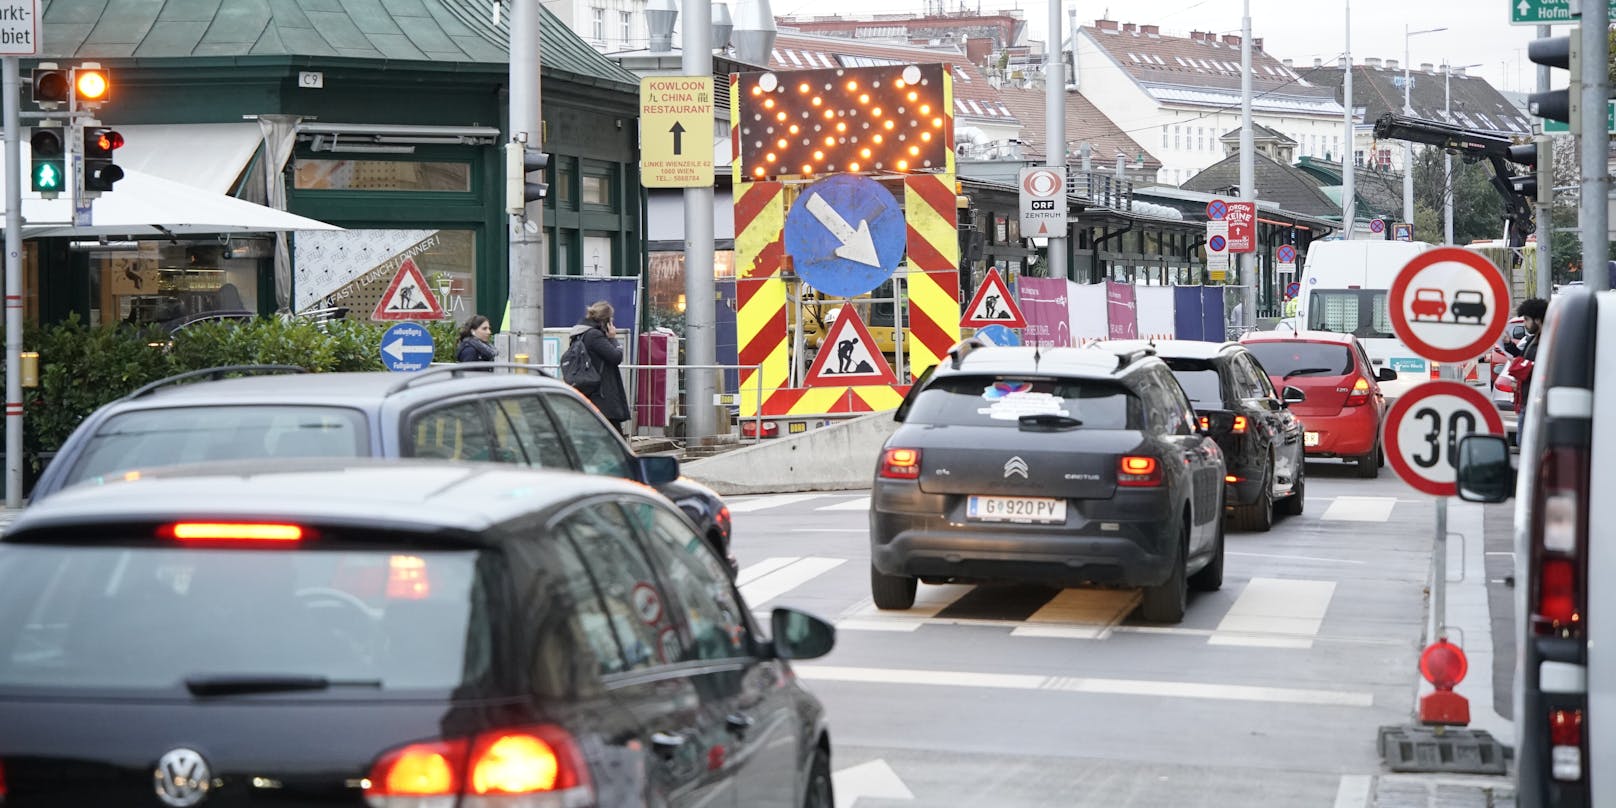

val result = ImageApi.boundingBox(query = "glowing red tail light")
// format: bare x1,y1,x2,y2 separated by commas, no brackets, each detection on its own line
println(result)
1537,559,1578,630
716,505,732,538
879,448,921,480
162,522,305,543
1117,455,1162,487
365,726,592,807
1344,377,1371,407
1230,415,1248,434
1549,708,1585,782
1531,447,1588,638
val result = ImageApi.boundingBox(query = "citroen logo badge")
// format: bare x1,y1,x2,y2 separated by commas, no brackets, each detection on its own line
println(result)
154,747,212,807
1003,456,1029,478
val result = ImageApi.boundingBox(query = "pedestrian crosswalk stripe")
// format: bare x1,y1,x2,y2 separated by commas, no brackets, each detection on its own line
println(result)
1209,577,1336,648
814,495,871,511
1320,496,1398,522
726,493,827,513
837,583,973,632
1009,588,1139,640
738,556,845,605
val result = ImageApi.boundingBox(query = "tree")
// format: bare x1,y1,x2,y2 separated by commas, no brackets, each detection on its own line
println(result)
1409,144,1506,244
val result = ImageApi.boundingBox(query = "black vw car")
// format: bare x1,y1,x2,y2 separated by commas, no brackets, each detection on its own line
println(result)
868,340,1226,624
1097,340,1308,532
0,461,835,807
30,364,736,574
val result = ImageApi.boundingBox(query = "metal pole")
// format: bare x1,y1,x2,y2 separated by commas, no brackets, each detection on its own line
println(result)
507,0,546,360
1045,0,1066,282
4,57,20,507
1239,4,1255,327
1434,497,1448,640
1342,2,1355,236
1536,24,1552,299
1403,27,1414,225
1582,6,1610,292
683,0,717,438
1444,65,1453,245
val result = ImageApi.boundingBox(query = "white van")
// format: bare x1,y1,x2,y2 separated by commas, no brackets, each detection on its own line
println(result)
1456,289,1611,807
1296,239,1434,400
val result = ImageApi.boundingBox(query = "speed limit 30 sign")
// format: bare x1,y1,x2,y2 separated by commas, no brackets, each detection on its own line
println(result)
1384,381,1504,496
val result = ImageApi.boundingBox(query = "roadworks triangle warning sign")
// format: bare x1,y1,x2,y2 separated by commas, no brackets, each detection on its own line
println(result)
960,267,1026,328
804,307,898,387
372,257,445,321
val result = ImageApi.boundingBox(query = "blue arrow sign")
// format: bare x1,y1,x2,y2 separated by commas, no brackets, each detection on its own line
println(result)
784,174,906,298
975,324,1022,346
381,322,436,372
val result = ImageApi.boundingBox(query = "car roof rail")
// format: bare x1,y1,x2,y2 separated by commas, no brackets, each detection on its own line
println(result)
121,364,309,401
946,337,989,370
1113,347,1156,371
385,362,556,396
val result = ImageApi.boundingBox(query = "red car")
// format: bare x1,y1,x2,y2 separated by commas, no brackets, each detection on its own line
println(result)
1240,330,1397,479
1411,288,1448,321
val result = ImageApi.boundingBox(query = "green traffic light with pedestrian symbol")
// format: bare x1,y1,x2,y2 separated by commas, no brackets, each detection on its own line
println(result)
29,127,65,198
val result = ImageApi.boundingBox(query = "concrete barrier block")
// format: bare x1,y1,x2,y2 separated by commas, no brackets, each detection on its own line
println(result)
681,411,899,495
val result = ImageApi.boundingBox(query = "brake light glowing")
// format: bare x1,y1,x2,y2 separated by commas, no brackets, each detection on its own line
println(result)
1531,447,1588,639
1117,455,1162,487
165,522,304,542
366,726,591,807
470,733,563,793
1344,377,1371,407
1231,415,1248,434
879,448,921,480
1224,475,1240,483
1549,708,1585,781
716,505,732,538
387,555,431,600
1537,559,1579,630
376,740,464,796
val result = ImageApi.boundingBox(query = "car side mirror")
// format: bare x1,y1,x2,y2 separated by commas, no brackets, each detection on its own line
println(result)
1377,368,1398,382
1281,386,1306,405
638,454,681,486
1455,435,1515,503
769,607,835,660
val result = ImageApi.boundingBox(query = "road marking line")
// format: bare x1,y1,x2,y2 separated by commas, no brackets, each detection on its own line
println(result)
1010,588,1139,639
790,528,868,533
736,556,798,587
738,556,844,605
1333,775,1372,808
796,664,1373,707
816,495,871,511
839,584,974,632
1209,577,1336,649
1320,496,1398,522
726,493,830,513
1228,551,1367,565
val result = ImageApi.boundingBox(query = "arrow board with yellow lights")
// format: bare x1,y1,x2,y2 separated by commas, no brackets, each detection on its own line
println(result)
803,307,899,387
784,174,906,298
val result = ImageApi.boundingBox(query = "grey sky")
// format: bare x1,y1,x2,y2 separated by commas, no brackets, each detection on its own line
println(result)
771,0,1549,94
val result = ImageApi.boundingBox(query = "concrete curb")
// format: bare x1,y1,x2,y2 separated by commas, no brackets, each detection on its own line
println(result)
681,411,898,495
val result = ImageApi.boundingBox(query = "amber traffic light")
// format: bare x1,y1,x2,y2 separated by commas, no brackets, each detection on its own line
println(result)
73,64,110,108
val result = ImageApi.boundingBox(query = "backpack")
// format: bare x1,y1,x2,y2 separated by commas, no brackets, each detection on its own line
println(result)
560,335,601,394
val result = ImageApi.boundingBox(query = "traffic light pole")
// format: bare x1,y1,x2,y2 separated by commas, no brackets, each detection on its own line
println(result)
1580,10,1610,292
507,0,546,359
4,57,22,508
682,0,716,441
1536,25,1553,300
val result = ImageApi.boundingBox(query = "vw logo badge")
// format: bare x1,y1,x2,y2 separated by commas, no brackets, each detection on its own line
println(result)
153,747,212,807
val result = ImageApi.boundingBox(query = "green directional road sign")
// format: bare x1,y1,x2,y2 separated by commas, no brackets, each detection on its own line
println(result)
1543,100,1616,133
1512,0,1616,24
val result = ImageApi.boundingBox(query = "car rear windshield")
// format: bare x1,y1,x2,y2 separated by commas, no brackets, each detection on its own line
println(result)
0,543,491,694
1160,359,1222,406
905,375,1138,429
63,406,369,488
1306,289,1393,339
1244,342,1353,379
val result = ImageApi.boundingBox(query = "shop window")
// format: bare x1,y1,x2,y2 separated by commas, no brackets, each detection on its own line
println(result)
647,250,735,329
94,241,267,330
292,160,471,192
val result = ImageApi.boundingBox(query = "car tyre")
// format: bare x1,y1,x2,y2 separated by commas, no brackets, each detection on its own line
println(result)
802,745,833,808
1140,517,1189,623
870,563,917,610
1276,461,1305,516
1233,462,1274,532
1190,496,1224,592
1356,446,1380,479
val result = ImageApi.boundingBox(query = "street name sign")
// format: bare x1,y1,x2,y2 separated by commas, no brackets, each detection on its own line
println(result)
1018,166,1066,236
381,322,435,372
1388,246,1511,363
1384,382,1504,496
0,1,38,55
1543,100,1616,133
640,76,714,188
783,173,906,297
1511,0,1616,24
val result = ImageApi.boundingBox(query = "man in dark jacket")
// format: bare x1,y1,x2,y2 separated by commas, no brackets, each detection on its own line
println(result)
1504,297,1547,418
568,301,630,432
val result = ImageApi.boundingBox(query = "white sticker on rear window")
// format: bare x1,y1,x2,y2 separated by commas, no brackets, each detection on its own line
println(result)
977,386,1070,420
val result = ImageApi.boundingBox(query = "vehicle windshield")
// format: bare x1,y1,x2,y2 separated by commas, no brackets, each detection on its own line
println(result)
905,375,1139,430
1244,342,1354,379
1160,360,1222,406
0,543,491,694
1306,289,1393,339
63,406,369,489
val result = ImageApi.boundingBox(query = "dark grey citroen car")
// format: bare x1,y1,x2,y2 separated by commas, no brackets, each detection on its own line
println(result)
0,460,834,806
31,364,735,573
868,340,1226,623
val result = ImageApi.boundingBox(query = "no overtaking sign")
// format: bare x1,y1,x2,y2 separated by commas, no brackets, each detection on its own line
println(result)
1388,247,1510,363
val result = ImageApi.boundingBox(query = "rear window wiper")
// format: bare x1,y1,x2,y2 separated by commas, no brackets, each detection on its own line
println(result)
1282,367,1334,379
184,675,383,697
1019,413,1083,431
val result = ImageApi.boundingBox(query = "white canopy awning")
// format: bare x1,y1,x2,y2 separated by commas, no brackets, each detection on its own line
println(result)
114,123,264,195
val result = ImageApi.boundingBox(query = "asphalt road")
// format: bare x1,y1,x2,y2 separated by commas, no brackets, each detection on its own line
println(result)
725,460,1496,808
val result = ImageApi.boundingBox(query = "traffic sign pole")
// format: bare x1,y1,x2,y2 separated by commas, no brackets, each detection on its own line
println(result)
4,54,21,507
682,0,716,438
1583,1,1611,291
1045,0,1066,283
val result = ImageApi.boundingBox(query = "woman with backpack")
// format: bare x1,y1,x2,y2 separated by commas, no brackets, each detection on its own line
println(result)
565,301,630,433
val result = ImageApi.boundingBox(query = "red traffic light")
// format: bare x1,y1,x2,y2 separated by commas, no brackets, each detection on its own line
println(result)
94,130,123,152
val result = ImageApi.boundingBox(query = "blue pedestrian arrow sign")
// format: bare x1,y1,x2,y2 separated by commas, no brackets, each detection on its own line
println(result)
381,322,436,372
784,174,906,298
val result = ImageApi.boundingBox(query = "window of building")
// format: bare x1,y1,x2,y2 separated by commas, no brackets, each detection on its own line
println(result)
620,11,631,46
93,240,266,329
591,7,604,42
293,160,472,192
581,173,610,206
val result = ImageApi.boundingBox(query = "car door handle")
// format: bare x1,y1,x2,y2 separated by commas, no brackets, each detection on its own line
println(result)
725,712,756,736
651,732,687,756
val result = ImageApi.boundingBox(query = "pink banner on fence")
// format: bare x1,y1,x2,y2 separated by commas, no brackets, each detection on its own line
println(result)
1105,281,1138,339
1017,277,1071,347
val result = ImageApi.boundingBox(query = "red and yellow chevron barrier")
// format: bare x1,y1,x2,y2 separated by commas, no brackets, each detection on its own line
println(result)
903,172,961,377
734,180,789,416
758,385,909,416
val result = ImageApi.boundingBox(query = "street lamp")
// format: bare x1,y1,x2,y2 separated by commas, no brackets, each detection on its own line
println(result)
1404,25,1447,225
1444,61,1485,245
